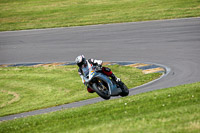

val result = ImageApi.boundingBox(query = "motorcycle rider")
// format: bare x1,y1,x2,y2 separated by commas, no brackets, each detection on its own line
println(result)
75,55,121,93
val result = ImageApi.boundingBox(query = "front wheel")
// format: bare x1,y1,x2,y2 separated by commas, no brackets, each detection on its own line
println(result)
119,82,129,97
92,81,110,100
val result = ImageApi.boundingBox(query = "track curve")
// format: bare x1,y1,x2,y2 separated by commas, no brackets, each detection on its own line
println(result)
0,17,200,121
0,61,170,121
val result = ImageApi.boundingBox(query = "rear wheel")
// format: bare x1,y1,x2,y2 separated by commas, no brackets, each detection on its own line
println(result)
119,81,129,97
92,79,110,100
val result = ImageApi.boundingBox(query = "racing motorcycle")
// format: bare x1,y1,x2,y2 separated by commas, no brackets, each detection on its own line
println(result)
84,66,129,100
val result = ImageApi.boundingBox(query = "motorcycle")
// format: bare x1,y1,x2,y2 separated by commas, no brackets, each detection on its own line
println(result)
84,66,129,100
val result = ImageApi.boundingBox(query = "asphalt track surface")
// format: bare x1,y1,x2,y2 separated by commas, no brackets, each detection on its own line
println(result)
0,17,200,121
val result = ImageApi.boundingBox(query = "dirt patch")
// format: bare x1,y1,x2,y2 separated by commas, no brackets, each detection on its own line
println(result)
0,64,11,67
186,121,200,131
33,63,65,67
0,90,20,108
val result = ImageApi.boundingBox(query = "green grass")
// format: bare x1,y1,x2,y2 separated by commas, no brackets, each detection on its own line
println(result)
0,0,200,31
0,82,199,133
0,65,161,117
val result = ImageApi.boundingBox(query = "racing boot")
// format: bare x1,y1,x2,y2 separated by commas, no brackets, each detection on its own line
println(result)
110,73,121,84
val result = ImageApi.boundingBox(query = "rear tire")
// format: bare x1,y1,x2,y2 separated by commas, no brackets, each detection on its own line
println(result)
92,82,110,100
119,82,129,97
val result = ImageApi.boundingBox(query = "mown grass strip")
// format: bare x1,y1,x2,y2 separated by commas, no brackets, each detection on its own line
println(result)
0,0,200,31
0,65,161,116
0,82,199,133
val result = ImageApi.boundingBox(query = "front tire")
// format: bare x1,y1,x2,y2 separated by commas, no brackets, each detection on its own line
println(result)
92,82,110,100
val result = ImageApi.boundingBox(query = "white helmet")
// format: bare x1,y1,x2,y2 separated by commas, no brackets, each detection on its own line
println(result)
75,55,87,67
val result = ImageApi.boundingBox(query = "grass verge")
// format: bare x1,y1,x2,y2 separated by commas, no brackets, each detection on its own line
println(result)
0,0,200,31
0,82,199,133
0,65,161,116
